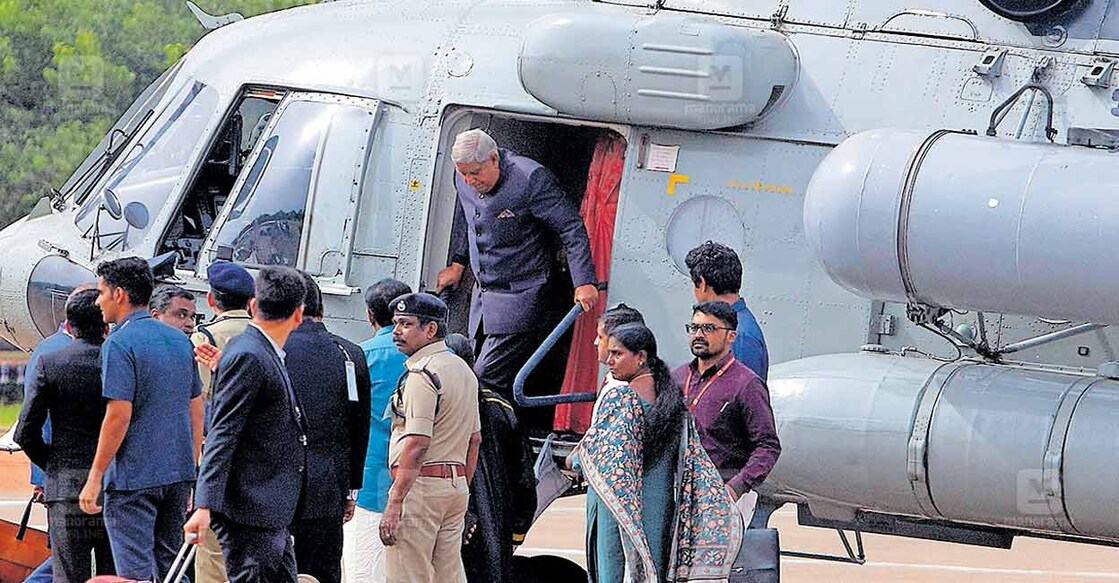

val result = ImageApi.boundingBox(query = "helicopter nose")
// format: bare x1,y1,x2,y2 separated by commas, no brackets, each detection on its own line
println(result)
26,254,97,338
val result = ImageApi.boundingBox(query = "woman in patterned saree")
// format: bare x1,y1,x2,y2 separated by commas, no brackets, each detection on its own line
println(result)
573,323,742,582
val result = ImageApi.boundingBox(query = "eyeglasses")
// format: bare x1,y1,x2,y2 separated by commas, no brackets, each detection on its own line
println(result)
684,323,733,336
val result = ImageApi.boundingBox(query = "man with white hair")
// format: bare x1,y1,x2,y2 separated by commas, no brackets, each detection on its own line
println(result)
437,128,598,408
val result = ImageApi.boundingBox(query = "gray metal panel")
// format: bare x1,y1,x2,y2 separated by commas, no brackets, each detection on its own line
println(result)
1062,382,1119,538
766,352,1119,542
760,352,941,515
661,0,853,28
518,11,798,130
924,364,1070,532
805,128,1119,324
906,361,969,519
607,128,868,366
1040,376,1098,534
846,1,1100,52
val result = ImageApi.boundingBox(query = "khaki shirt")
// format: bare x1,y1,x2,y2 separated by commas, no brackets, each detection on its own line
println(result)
190,309,251,400
388,340,480,467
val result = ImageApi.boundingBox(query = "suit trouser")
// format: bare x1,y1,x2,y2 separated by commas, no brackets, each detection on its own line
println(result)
194,525,228,583
211,511,297,583
385,476,469,583
46,500,114,583
291,514,344,583
342,506,386,583
474,327,568,427
101,480,192,580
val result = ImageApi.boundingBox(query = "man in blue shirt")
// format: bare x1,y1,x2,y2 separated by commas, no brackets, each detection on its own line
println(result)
685,241,769,381
342,278,411,582
79,257,203,580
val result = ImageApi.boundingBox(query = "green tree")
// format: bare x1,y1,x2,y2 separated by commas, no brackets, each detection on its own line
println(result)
0,0,318,228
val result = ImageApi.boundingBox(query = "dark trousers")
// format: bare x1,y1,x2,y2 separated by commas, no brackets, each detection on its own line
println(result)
290,516,343,583
102,480,192,580
46,500,114,583
211,511,297,583
474,326,571,428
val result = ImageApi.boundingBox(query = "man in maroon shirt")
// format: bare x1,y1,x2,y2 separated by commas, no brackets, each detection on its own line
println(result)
673,301,781,529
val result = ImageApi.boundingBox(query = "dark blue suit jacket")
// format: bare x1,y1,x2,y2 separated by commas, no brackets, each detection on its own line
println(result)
15,339,105,502
450,149,596,336
284,320,371,520
196,325,307,529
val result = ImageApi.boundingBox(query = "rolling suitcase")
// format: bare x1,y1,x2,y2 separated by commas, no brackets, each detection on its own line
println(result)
728,528,780,583
85,532,197,583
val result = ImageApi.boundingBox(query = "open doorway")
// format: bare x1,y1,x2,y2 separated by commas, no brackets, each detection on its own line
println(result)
425,108,628,435
156,87,284,271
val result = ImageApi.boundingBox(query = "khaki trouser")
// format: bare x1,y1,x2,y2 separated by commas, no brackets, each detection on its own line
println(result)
194,525,228,583
385,476,469,583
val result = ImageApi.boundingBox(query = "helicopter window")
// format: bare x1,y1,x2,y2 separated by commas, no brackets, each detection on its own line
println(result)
74,81,219,250
157,90,283,271
210,99,336,268
63,60,184,206
301,104,377,277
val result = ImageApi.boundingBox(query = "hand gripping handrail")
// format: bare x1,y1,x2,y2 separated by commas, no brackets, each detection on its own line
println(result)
513,283,606,408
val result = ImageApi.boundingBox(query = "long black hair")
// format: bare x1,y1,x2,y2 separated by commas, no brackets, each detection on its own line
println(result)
608,323,685,465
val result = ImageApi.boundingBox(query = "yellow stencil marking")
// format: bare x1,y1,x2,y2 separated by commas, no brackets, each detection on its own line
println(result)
726,179,794,194
667,173,690,195
408,178,421,192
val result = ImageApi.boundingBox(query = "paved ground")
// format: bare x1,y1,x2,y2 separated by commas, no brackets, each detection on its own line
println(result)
6,446,1119,581
520,495,1119,582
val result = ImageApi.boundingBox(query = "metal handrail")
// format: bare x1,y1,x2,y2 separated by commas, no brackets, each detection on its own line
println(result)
513,284,606,408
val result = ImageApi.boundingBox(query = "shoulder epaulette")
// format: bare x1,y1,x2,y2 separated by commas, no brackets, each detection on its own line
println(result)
195,325,216,346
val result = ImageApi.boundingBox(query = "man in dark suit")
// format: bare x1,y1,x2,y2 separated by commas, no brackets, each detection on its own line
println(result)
437,128,598,407
15,289,114,582
286,272,372,583
185,266,308,583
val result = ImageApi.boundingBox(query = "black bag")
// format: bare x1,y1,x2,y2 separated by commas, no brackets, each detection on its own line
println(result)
729,527,780,583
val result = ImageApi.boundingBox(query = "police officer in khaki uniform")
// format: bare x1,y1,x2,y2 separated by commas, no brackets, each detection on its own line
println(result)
380,293,481,583
189,260,254,583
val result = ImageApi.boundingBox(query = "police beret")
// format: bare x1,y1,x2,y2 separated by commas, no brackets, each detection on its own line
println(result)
207,261,254,297
392,292,448,322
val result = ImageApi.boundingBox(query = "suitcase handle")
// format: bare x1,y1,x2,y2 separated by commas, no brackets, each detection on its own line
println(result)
15,494,34,541
162,532,198,583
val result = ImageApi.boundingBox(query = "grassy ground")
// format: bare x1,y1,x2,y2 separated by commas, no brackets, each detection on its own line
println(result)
0,403,19,432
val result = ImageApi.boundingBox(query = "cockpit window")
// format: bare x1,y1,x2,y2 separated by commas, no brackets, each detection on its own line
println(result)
75,80,219,250
210,100,333,268
63,60,184,205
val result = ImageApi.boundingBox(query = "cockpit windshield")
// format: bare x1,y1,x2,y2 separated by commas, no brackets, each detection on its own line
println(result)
63,60,184,205
75,80,220,250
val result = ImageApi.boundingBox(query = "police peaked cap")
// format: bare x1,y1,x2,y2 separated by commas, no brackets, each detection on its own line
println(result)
207,260,255,297
392,292,448,322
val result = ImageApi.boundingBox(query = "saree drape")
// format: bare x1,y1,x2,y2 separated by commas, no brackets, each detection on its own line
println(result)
579,383,743,582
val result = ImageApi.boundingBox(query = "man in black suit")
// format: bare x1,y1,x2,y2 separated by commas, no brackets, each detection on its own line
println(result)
185,266,308,583
286,272,372,583
15,289,114,582
436,129,598,411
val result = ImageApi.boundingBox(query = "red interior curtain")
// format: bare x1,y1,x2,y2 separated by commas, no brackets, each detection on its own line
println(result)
553,132,627,434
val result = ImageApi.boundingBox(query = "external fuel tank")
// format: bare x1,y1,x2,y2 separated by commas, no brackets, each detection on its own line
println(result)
803,129,1119,323
759,351,1119,541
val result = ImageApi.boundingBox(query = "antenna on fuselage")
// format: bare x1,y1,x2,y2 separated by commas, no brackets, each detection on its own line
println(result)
186,1,244,30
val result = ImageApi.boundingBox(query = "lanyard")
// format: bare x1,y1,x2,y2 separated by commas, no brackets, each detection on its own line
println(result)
684,356,736,412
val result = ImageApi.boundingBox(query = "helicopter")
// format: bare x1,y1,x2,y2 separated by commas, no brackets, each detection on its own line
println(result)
3,0,1119,575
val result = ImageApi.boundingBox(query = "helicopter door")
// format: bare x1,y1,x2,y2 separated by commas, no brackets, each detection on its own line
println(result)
197,92,381,283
